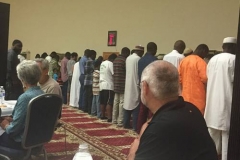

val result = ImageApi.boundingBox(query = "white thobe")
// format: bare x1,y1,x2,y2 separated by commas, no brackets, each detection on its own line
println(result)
69,62,81,107
204,53,235,160
123,53,140,110
204,53,235,131
163,50,185,68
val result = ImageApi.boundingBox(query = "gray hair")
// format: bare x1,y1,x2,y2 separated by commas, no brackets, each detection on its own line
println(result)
17,60,41,85
141,60,179,100
34,58,49,70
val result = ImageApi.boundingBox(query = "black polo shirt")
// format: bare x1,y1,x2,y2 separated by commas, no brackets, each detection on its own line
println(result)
135,97,218,160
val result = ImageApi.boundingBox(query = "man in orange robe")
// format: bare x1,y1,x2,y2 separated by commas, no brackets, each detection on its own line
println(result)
178,44,209,114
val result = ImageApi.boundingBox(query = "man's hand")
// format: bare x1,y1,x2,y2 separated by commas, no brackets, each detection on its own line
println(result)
127,138,140,160
0,119,10,129
4,116,13,122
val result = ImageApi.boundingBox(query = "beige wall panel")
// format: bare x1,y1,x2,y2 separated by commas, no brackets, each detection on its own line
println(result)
1,0,239,59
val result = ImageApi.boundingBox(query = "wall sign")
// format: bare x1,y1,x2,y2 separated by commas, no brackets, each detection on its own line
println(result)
107,31,117,46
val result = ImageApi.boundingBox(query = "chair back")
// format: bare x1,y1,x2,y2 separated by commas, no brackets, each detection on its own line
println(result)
0,154,10,160
22,94,62,149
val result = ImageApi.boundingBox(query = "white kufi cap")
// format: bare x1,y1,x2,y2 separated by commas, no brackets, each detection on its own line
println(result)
223,37,237,44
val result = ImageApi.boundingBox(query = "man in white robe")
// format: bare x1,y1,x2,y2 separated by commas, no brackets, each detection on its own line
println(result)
204,37,237,160
163,40,186,68
69,61,81,108
123,45,144,131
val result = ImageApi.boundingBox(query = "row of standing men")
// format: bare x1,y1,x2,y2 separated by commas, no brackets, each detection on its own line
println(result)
163,37,236,160
70,37,236,160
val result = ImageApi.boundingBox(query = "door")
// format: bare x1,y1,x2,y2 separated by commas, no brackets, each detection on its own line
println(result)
0,2,10,86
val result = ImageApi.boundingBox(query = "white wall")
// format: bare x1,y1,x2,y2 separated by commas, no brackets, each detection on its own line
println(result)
1,0,239,59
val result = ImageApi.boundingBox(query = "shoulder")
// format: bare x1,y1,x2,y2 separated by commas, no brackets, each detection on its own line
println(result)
209,53,235,64
164,52,172,57
8,49,15,57
48,78,61,88
179,54,185,58
18,87,43,102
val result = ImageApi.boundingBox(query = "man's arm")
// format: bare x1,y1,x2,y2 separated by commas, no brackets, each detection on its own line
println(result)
128,138,140,160
197,60,207,84
128,120,150,160
7,51,14,78
5,97,26,135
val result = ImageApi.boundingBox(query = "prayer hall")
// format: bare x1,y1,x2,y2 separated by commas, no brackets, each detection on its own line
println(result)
0,0,240,160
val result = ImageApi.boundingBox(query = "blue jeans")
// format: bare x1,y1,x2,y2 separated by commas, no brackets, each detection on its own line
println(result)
91,95,101,118
62,81,68,104
78,74,85,110
123,105,140,131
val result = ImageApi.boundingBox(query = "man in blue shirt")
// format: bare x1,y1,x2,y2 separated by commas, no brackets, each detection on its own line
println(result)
137,42,158,133
78,49,90,110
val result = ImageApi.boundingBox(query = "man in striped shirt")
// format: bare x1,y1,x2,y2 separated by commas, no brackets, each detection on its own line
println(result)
91,60,101,118
112,47,130,126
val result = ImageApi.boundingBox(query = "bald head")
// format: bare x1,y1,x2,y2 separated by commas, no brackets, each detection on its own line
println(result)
147,42,157,56
174,40,186,54
141,60,179,100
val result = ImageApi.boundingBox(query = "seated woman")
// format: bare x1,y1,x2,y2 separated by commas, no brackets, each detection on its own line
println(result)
0,60,44,149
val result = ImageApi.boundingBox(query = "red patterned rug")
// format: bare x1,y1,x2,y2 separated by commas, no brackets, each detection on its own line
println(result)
44,106,137,160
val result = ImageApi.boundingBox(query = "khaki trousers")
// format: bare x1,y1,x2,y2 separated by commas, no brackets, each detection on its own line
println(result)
112,93,124,125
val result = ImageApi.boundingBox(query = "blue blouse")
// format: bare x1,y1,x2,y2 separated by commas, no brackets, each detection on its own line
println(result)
5,86,44,142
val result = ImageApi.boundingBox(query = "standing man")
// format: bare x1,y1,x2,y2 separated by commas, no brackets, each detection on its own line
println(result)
137,42,158,133
67,52,78,105
99,53,117,122
83,50,96,114
69,58,81,108
79,49,90,110
204,37,237,160
5,40,24,100
112,47,130,126
61,52,71,105
127,61,218,160
123,45,144,131
163,40,186,68
179,44,209,114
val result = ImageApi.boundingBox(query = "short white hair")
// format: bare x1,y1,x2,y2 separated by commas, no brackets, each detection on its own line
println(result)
141,60,179,100
17,60,41,85
34,58,49,70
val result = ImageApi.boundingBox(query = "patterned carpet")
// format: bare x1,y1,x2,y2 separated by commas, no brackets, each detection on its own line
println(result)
44,106,137,160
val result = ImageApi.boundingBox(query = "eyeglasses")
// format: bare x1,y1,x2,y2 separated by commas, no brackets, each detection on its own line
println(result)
138,80,146,89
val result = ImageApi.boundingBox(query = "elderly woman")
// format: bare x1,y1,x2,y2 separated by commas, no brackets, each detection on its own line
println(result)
0,60,44,149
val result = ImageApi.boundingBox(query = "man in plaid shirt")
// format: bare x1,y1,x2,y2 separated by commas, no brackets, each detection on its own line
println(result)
83,50,97,114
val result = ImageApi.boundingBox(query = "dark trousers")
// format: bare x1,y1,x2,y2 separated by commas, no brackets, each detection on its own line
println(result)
78,74,85,110
83,85,93,114
123,105,140,131
61,81,68,104
136,101,153,133
5,80,23,100
0,133,22,150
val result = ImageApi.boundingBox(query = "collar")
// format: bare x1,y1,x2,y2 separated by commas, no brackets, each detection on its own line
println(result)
25,86,41,92
172,50,181,54
152,96,185,120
